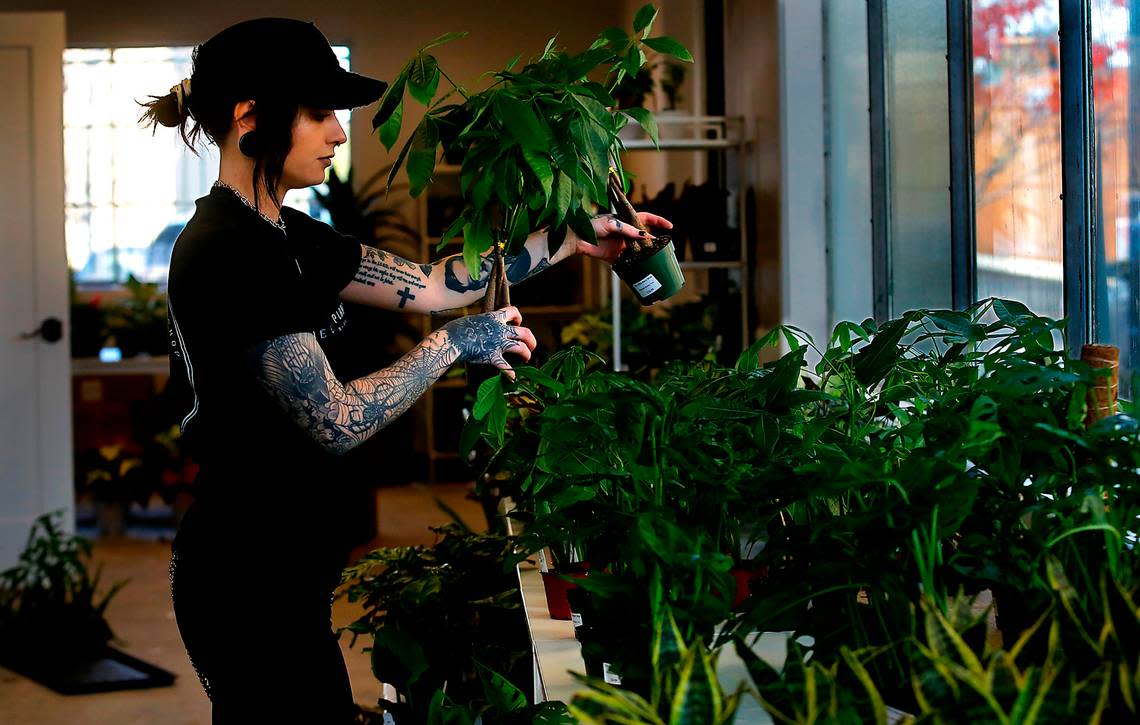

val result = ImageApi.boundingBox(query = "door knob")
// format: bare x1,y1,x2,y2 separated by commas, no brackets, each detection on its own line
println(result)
19,317,64,343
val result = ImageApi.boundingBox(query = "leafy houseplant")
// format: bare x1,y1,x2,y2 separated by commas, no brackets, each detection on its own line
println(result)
373,3,692,311
570,606,743,725
337,522,535,723
0,513,127,669
103,274,168,358
76,444,149,537
464,296,1140,718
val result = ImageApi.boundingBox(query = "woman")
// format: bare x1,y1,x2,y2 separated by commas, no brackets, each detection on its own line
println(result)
141,17,670,722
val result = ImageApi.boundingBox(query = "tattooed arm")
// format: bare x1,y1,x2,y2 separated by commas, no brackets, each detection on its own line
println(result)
250,307,536,455
338,213,671,314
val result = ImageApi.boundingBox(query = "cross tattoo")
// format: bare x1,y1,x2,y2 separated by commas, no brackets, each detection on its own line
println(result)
396,286,416,308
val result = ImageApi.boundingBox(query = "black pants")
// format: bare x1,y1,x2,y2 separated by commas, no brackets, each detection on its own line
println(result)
169,543,355,724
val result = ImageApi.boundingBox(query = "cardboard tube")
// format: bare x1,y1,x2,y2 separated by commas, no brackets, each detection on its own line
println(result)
1081,344,1119,424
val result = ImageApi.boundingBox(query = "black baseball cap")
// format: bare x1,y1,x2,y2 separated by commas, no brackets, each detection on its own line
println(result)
193,18,387,110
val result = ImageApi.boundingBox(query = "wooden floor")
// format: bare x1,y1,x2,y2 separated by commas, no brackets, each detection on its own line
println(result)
0,482,484,724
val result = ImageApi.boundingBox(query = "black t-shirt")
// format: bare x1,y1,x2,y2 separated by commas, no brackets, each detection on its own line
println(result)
167,185,362,578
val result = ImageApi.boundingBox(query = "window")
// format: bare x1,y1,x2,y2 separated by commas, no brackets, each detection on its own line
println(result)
1090,0,1135,396
64,45,352,286
971,0,1064,320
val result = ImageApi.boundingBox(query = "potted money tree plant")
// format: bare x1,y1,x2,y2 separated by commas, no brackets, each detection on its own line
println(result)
372,2,692,310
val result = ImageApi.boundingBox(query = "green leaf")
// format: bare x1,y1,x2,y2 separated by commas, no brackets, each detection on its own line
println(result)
408,52,441,105
370,626,429,687
474,659,528,713
565,47,616,81
472,169,495,209
567,204,597,245
473,374,504,421
623,107,659,147
552,170,573,228
463,216,492,272
438,211,466,248
670,646,718,725
494,95,549,152
371,71,406,132
386,132,416,192
602,26,630,50
421,30,469,51
652,606,687,672
378,100,404,151
642,35,694,62
406,117,440,198
463,238,484,284
992,297,1034,324
624,44,644,78
839,647,887,724
522,147,554,202
634,4,659,35
541,35,558,60
510,207,530,251
851,314,912,387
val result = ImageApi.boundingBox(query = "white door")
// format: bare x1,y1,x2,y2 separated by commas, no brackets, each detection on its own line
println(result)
0,12,71,570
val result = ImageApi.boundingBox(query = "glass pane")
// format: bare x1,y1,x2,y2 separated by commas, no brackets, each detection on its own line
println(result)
972,0,1064,320
825,0,874,324
1091,0,1134,397
885,0,952,315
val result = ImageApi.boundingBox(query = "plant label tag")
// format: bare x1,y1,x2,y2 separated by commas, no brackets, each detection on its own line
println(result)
603,662,623,685
632,274,662,298
571,613,583,627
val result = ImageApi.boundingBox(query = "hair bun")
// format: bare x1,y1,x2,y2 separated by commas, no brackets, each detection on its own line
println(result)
138,86,188,130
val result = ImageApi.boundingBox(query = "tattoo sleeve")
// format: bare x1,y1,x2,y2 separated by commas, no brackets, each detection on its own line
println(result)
251,307,529,454
250,330,460,455
442,241,552,296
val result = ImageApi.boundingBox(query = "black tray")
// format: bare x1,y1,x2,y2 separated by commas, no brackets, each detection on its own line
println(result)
2,645,176,695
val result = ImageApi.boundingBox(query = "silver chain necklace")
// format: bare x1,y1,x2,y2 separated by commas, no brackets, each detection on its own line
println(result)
212,180,286,232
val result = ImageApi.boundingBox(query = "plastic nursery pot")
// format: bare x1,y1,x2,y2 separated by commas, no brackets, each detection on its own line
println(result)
541,564,590,621
613,236,685,305
731,564,770,609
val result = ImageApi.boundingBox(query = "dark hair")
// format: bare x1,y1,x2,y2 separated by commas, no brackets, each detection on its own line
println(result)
137,45,298,212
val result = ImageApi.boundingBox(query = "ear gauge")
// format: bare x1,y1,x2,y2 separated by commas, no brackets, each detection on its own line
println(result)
238,131,259,158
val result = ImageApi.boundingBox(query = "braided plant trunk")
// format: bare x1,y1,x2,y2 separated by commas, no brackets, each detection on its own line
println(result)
481,242,511,313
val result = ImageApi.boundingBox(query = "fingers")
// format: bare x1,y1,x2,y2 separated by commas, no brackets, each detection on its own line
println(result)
636,211,673,230
494,305,522,326
577,237,626,262
490,353,516,381
591,215,649,240
509,325,538,353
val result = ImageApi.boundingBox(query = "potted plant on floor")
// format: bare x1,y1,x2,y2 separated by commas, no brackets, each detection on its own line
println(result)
0,513,126,669
76,444,149,538
337,520,542,723
373,3,691,311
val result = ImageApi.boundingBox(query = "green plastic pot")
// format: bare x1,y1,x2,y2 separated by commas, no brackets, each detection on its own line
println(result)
614,236,685,305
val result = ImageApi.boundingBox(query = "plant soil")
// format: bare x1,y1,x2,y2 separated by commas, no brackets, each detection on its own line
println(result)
613,234,674,271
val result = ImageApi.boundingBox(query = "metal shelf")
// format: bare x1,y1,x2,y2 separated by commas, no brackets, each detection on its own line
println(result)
610,115,753,371
619,114,748,151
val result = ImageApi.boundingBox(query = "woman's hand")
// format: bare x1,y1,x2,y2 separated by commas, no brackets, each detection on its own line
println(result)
575,212,674,264
439,306,537,379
